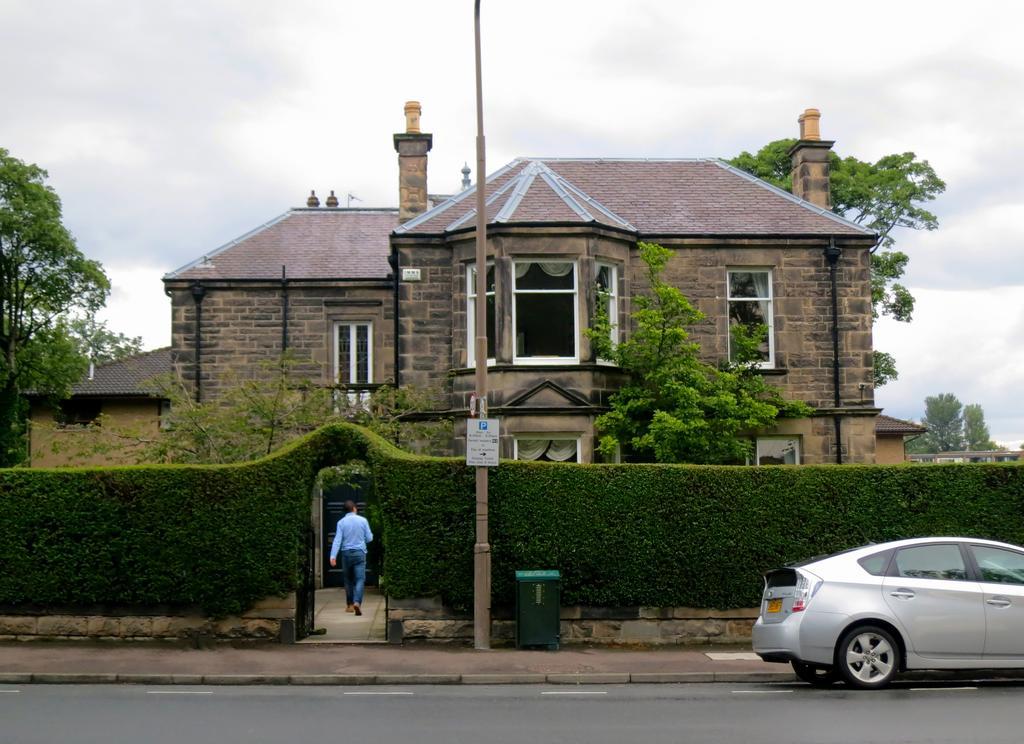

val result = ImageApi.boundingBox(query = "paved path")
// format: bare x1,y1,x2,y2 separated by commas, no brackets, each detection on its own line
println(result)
0,640,788,685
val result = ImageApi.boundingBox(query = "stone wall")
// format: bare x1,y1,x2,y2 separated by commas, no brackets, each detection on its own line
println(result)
0,594,296,642
387,598,757,646
166,281,394,401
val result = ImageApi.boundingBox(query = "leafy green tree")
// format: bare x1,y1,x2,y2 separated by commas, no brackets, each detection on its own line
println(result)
0,148,109,464
587,242,811,464
45,355,451,465
915,393,966,453
69,312,144,366
729,141,945,388
963,403,997,451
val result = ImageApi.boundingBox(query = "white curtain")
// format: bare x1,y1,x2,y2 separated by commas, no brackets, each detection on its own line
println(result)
545,439,578,462
751,272,771,321
516,439,548,461
515,262,574,278
516,438,579,461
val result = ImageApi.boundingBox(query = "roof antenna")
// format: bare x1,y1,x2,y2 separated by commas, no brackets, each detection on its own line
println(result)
347,193,362,207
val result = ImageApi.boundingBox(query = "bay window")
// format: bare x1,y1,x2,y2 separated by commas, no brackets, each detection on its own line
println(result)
513,260,578,363
467,263,495,367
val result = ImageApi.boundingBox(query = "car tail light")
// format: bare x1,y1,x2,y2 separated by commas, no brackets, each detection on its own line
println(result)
792,570,822,612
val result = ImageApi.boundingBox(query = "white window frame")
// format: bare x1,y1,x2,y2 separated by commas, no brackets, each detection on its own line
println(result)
727,269,774,368
753,436,800,466
512,259,579,365
595,262,619,351
333,321,373,385
513,434,582,463
467,262,495,368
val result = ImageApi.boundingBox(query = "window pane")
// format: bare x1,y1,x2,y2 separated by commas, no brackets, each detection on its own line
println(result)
468,296,496,361
858,550,893,576
516,438,579,462
516,261,574,290
757,438,798,465
729,302,770,362
596,265,612,292
516,294,574,357
729,271,768,299
469,265,495,295
970,545,1024,585
355,325,369,383
337,324,351,384
895,545,967,581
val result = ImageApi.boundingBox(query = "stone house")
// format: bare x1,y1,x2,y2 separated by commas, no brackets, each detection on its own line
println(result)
164,103,882,465
26,348,171,467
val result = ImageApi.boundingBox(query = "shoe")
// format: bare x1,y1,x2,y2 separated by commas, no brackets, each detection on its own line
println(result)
354,603,362,616
345,605,355,613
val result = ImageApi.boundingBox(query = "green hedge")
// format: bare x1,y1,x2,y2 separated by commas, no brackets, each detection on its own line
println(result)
378,457,1024,611
0,424,391,616
4,423,1024,618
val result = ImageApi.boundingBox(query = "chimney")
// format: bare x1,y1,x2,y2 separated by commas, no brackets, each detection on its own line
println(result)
393,101,433,222
306,190,320,208
788,108,833,209
325,190,339,208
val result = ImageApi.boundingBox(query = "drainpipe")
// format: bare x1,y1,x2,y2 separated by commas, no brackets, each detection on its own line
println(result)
281,265,289,353
189,282,207,403
824,238,843,464
388,245,401,387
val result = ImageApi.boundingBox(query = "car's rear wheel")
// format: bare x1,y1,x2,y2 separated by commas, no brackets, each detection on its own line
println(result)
791,660,838,686
837,625,899,689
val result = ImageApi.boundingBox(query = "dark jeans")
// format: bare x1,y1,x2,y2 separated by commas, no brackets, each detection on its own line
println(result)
341,549,367,605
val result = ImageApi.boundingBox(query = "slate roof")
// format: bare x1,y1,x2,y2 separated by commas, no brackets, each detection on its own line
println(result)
65,348,172,398
396,158,875,238
165,208,398,281
875,414,927,435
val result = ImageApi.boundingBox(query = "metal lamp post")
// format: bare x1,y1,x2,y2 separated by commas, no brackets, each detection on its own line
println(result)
472,0,491,650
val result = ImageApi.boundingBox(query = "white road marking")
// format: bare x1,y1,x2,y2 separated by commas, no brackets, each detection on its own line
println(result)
908,686,978,692
706,652,762,661
343,691,414,695
146,691,213,695
0,690,20,694
732,690,793,694
541,691,608,695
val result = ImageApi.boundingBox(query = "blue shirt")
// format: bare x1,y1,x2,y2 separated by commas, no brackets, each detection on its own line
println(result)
330,513,373,559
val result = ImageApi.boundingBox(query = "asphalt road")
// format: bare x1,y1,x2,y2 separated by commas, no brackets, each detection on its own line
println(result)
2,681,1023,744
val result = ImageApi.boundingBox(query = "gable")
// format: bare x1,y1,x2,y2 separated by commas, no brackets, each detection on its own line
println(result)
505,380,592,410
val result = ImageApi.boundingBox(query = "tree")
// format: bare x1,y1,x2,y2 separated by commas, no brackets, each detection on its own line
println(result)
0,148,109,464
46,355,452,465
915,393,966,453
963,403,998,451
69,312,144,366
587,241,811,464
729,141,945,388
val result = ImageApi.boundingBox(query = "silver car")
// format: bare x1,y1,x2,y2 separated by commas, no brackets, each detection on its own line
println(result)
752,537,1024,688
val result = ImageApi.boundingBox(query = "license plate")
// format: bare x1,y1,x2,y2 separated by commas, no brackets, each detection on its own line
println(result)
767,598,783,613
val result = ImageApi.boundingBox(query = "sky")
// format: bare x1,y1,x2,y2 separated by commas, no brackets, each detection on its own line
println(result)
1,0,1022,447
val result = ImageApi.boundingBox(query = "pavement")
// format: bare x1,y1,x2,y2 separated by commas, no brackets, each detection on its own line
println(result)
0,641,788,686
0,589,793,686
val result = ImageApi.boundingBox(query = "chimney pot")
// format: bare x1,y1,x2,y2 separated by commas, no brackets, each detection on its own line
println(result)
325,190,339,208
798,108,822,141
404,101,422,133
788,108,833,210
307,190,320,208
394,101,433,222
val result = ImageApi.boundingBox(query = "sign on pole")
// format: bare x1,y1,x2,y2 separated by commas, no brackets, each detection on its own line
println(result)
466,418,499,467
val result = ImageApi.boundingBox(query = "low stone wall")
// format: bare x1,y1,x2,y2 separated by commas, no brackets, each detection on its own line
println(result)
388,598,758,645
0,594,296,642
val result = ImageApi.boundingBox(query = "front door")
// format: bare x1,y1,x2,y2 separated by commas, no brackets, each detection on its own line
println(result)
322,477,379,588
882,543,985,659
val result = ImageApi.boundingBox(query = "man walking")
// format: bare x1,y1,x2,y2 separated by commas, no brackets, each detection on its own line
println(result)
329,500,373,615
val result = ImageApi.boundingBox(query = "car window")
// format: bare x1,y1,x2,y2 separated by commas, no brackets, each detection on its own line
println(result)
970,545,1024,585
894,544,967,581
858,549,893,576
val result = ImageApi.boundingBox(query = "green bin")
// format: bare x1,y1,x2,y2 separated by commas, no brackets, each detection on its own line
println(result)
515,570,561,649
